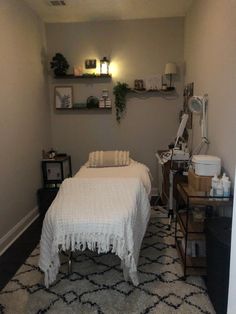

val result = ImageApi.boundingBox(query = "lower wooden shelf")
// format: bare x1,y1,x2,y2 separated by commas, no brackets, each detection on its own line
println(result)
176,239,206,276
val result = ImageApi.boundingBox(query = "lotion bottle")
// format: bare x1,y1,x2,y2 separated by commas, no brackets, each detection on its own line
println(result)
222,173,231,200
211,174,219,197
216,181,224,197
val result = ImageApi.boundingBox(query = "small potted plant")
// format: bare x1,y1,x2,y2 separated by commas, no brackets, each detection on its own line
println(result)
50,53,69,77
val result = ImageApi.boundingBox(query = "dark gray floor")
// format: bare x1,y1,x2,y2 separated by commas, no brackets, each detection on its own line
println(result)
0,217,43,291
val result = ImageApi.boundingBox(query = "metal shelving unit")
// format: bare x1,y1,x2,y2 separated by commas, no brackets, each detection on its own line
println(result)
175,182,233,278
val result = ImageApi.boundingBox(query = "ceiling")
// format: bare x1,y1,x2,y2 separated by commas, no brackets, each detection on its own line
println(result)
24,0,193,23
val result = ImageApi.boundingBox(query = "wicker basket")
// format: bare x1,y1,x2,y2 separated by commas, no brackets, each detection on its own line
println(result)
188,168,213,192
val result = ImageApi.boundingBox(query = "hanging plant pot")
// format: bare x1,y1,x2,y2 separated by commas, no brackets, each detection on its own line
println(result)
113,82,129,123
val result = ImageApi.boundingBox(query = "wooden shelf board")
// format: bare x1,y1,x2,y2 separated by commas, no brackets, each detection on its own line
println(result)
176,240,206,276
53,74,112,79
177,211,205,240
128,88,176,94
177,183,233,206
56,107,112,111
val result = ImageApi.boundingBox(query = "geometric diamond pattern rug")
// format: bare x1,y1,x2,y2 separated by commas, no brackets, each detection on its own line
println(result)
0,212,215,313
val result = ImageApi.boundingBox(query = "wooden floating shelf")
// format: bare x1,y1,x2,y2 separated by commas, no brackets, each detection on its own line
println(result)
127,88,176,94
56,107,112,111
54,74,112,79
128,88,175,92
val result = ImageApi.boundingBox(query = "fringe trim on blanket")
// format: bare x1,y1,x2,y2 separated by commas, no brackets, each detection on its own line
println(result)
42,232,138,287
44,257,60,288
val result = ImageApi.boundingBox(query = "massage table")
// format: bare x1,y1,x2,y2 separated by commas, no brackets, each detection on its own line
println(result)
39,158,151,287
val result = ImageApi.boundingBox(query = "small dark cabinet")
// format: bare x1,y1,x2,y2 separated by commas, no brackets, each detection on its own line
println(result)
37,188,59,216
42,155,72,187
38,154,72,216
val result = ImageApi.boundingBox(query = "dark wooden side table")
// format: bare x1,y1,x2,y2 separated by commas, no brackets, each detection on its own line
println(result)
38,154,72,216
42,155,72,187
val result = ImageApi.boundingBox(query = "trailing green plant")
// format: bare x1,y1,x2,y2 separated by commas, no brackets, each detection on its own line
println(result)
113,82,129,123
50,53,69,76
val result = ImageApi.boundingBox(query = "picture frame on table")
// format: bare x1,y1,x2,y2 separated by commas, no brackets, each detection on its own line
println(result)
55,86,73,109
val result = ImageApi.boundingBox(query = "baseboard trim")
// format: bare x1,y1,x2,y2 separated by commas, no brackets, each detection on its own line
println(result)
0,207,39,256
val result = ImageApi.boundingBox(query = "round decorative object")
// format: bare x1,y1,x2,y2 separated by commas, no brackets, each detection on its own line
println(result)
87,96,99,108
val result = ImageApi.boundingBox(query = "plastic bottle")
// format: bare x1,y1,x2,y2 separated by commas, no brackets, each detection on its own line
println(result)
221,173,228,191
211,174,219,197
209,188,214,198
222,173,227,181
216,180,224,197
221,173,231,200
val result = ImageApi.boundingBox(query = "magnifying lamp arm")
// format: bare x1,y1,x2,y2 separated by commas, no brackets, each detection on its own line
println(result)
201,117,207,139
201,97,208,140
192,137,209,155
203,137,210,144
192,141,204,155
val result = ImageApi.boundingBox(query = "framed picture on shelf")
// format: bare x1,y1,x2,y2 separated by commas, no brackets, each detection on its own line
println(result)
54,86,73,109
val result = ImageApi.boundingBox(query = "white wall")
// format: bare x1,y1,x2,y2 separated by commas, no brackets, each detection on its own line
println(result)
46,18,185,186
228,167,236,313
184,1,236,312
0,1,51,246
184,0,236,182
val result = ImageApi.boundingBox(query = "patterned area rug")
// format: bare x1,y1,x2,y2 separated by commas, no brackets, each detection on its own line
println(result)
0,212,215,314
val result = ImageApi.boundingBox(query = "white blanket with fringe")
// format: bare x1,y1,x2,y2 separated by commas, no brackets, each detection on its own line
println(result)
39,177,150,287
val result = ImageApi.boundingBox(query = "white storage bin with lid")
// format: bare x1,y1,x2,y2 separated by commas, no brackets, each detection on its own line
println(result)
192,155,221,176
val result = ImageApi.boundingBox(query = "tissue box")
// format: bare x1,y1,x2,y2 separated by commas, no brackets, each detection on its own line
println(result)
192,155,221,176
188,168,213,192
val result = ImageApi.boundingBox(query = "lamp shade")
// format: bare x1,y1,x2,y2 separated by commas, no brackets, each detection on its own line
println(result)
164,62,177,75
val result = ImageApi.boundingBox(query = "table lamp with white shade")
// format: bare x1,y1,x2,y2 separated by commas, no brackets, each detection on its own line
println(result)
164,62,177,90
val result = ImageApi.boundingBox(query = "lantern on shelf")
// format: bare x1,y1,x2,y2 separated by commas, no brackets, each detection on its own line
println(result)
100,57,110,75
